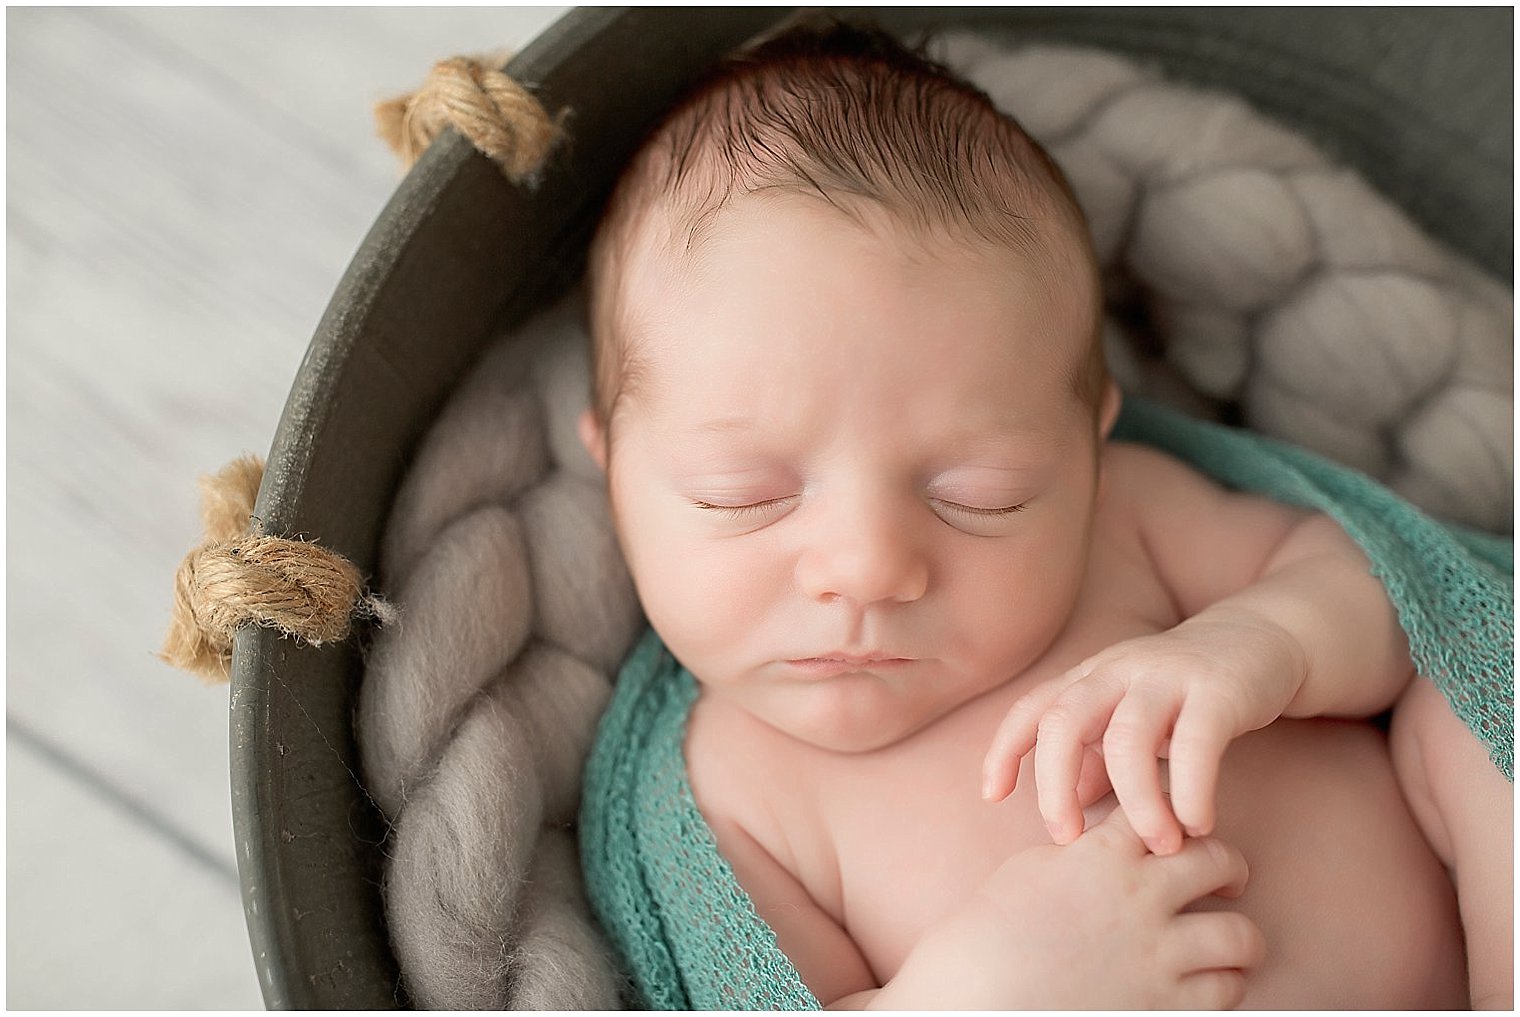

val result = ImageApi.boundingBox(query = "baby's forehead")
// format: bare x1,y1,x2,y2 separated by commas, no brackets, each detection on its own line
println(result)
619,186,1095,337
633,174,1061,271
614,193,1097,404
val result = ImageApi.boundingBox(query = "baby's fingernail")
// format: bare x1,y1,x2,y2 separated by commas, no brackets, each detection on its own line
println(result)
980,771,998,801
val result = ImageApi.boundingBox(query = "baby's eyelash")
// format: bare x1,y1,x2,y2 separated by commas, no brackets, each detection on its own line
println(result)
690,497,1028,520
933,499,1028,517
691,497,796,518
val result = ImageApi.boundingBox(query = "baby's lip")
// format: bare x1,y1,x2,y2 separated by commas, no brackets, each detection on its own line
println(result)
784,650,912,674
787,653,913,667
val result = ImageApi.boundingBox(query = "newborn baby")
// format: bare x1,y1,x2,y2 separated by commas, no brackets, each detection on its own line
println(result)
577,20,1510,1009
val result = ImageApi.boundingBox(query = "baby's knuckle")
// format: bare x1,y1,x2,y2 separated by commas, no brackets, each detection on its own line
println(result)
1224,915,1267,965
1198,835,1228,863
1167,725,1217,757
1101,720,1149,755
1191,686,1242,724
1205,970,1248,1010
1198,836,1241,874
1036,706,1077,738
1010,695,1045,722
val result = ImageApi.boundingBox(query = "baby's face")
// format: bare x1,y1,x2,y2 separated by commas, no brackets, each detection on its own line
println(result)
587,193,1111,753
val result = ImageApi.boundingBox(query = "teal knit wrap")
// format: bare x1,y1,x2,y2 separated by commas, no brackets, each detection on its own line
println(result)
579,398,1513,1010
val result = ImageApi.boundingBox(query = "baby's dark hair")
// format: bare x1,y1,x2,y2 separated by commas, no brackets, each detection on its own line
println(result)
586,17,1105,433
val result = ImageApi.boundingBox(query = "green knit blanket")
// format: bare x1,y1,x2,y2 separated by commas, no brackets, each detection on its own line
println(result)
579,397,1514,1010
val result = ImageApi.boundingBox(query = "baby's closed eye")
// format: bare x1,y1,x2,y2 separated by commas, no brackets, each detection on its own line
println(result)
925,464,1047,521
690,495,800,519
928,497,1031,537
930,498,1029,517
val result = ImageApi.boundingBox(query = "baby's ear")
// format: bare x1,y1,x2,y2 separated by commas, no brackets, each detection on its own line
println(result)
577,408,609,472
1098,381,1122,440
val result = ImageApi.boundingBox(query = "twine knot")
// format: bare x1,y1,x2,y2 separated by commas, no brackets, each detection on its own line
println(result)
160,455,394,683
375,55,568,184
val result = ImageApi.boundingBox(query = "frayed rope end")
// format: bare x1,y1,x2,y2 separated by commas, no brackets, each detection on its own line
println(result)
160,456,395,684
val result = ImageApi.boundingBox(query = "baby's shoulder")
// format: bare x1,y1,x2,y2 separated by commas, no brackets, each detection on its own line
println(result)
1100,440,1205,495
1099,439,1306,526
1093,441,1211,535
684,692,792,840
1098,439,1285,518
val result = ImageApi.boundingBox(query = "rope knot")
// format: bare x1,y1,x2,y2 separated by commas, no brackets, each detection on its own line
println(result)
375,54,569,185
161,455,395,683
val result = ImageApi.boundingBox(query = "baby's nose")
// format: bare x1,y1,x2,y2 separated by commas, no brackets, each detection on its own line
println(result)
795,509,928,607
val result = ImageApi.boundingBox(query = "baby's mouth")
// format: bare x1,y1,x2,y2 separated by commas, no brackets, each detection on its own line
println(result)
784,655,914,677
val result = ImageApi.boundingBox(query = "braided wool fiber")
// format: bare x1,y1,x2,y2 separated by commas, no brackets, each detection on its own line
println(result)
930,34,1512,533
359,294,641,1009
507,827,635,1008
358,37,1513,1009
381,342,548,590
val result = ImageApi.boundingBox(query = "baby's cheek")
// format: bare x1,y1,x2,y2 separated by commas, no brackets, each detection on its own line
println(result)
953,543,1076,664
631,529,772,666
688,544,784,645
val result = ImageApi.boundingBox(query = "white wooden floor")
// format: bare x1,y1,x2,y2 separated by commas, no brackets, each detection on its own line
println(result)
7,7,570,1008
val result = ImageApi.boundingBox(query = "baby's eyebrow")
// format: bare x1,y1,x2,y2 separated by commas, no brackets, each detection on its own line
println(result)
939,424,1065,457
666,414,1067,461
656,417,785,466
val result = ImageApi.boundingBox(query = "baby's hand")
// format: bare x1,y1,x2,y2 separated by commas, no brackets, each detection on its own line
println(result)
982,612,1306,854
885,807,1264,1010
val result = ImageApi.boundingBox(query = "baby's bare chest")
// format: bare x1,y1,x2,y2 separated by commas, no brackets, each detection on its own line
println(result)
803,715,1459,1004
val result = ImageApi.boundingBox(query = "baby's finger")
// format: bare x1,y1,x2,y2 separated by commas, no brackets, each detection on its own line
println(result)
981,681,1065,801
1174,968,1249,1011
1163,913,1266,976
1152,835,1251,906
1035,675,1124,843
1167,693,1235,837
1075,743,1113,808
1080,796,1146,854
1103,686,1184,854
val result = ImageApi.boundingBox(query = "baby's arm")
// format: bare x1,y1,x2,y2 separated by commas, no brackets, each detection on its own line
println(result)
1132,445,1413,717
709,800,1264,1010
985,444,1415,853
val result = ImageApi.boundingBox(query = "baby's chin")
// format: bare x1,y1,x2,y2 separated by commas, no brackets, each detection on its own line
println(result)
742,675,955,755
